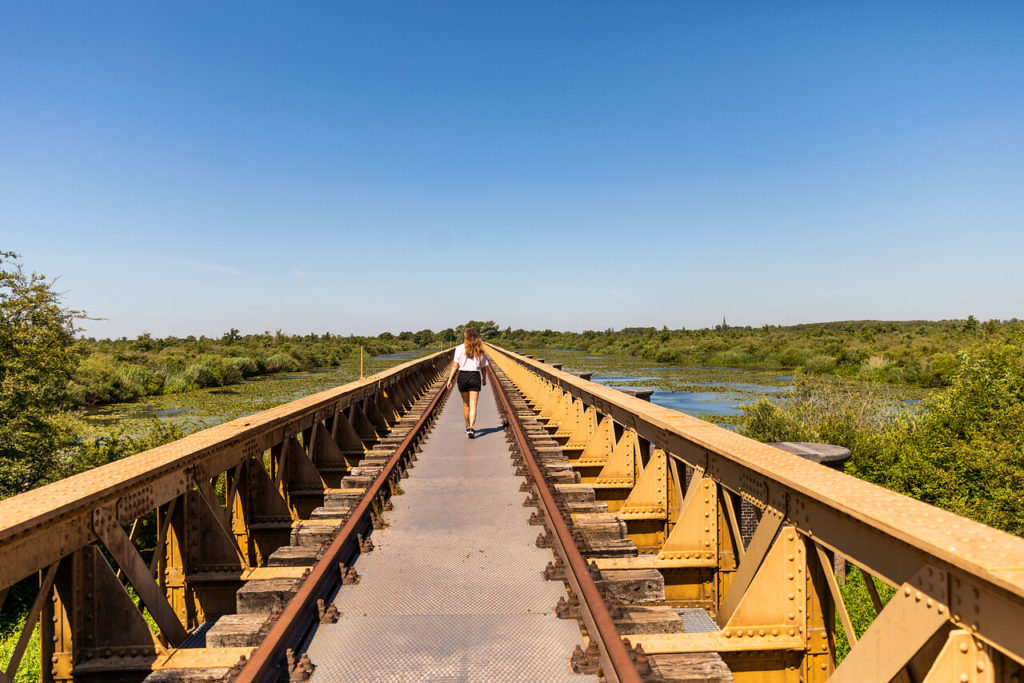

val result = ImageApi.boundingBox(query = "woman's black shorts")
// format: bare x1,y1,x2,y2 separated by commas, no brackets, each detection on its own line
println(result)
457,370,482,393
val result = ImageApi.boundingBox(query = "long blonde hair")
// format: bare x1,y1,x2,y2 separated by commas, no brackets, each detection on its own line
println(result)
463,326,484,358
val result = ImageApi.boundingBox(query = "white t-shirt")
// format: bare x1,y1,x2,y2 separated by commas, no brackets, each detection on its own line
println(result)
453,344,488,373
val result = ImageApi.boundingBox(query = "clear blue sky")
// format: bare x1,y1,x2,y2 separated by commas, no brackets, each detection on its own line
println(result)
2,2,1022,338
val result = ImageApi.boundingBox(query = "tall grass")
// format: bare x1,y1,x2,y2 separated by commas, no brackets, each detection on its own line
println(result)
0,611,41,683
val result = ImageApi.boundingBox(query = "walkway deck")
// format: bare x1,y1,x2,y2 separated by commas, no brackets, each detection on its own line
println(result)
306,383,594,682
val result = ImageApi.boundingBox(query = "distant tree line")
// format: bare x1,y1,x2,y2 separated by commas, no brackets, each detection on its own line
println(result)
68,320,503,406
491,317,1019,388
70,315,1021,409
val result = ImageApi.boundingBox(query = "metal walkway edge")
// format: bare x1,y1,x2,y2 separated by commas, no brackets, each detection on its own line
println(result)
305,383,596,682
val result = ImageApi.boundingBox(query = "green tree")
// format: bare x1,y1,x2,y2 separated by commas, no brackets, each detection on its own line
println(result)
0,252,82,497
413,329,435,346
460,320,499,339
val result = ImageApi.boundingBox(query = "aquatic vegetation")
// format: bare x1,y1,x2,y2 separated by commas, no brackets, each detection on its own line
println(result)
739,345,1024,536
512,348,923,427
70,331,434,408
75,355,427,437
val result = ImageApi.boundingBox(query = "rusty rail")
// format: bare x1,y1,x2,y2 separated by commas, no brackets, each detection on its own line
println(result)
235,377,451,681
488,363,642,683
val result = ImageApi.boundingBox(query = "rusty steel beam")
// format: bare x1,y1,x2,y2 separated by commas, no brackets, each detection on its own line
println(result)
0,352,449,683
483,344,1024,663
234,374,451,682
487,342,1024,675
488,363,642,683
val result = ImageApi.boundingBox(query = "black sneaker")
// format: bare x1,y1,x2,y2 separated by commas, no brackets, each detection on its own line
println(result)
468,428,475,439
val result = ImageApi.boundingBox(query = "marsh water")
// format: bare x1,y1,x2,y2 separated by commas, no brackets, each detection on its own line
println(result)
75,347,933,438
522,349,793,425
75,348,806,437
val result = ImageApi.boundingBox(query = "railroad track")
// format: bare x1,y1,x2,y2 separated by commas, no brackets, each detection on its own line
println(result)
145,361,664,682
142,372,453,682
213,360,685,682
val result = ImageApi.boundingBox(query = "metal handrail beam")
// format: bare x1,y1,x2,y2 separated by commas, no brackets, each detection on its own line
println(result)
485,343,1024,663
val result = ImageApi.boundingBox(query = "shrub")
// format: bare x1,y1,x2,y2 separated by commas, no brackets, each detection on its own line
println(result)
69,355,121,404
711,349,750,366
778,347,811,367
116,365,163,398
230,356,263,377
163,374,198,394
70,421,188,475
738,398,815,443
803,354,837,374
265,353,300,374
183,358,242,388
164,357,242,393
740,345,1024,535
70,356,165,404
655,348,682,363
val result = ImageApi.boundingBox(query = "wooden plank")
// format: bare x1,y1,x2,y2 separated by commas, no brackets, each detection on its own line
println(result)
632,631,804,654
153,646,255,669
593,556,717,570
242,566,310,581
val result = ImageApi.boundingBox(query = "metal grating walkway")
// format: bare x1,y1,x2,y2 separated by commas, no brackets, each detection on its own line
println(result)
306,383,595,682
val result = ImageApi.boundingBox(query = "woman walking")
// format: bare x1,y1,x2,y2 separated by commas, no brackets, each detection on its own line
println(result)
446,326,489,438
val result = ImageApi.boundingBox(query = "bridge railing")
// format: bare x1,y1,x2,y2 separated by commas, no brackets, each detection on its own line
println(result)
0,351,449,682
487,343,1024,682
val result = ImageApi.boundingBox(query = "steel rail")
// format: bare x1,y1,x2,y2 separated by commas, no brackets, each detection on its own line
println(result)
235,374,452,682
488,363,642,683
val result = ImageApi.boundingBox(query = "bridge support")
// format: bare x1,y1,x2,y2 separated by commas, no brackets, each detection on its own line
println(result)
487,345,1024,683
0,353,449,683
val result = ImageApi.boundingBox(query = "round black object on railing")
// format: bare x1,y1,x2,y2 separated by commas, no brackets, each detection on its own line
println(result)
768,442,852,472
615,387,654,402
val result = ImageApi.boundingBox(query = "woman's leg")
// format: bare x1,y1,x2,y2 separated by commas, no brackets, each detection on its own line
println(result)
460,391,471,427
468,390,479,429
